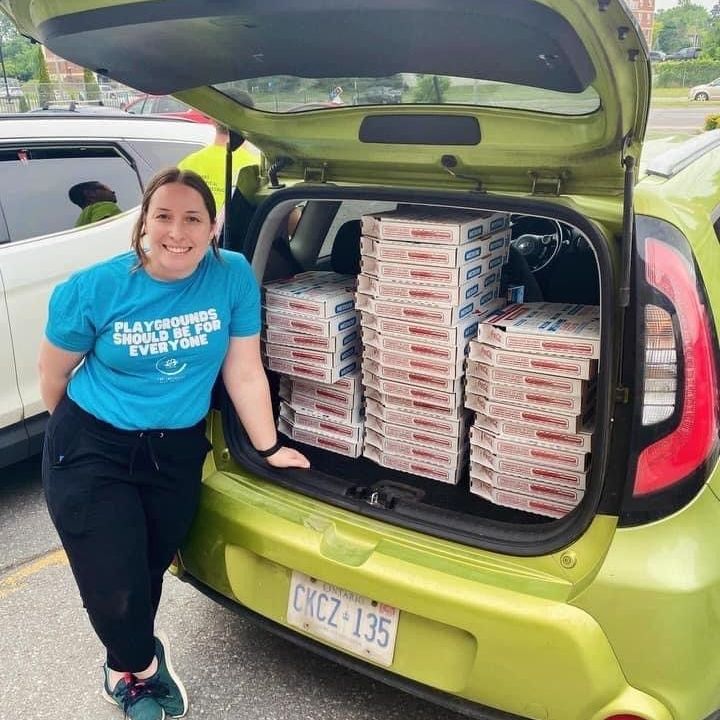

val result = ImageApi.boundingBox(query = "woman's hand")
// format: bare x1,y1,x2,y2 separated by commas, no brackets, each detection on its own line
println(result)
266,446,311,469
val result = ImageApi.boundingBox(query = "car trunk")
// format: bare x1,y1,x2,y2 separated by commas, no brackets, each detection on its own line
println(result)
217,186,616,554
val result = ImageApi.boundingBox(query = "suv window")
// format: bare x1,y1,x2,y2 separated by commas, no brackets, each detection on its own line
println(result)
0,145,142,242
154,97,188,113
127,139,206,173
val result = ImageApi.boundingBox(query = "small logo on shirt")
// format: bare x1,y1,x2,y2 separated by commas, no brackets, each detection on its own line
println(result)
155,356,188,377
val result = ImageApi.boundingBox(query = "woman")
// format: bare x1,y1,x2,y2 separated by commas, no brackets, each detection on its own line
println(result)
38,167,309,720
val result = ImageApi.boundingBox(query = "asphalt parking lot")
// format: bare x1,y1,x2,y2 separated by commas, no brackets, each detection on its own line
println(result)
1,458,466,720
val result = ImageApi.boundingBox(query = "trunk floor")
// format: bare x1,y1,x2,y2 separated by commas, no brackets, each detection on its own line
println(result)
293,442,550,526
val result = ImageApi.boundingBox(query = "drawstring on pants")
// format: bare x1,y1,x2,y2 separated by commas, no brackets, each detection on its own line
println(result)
128,431,165,475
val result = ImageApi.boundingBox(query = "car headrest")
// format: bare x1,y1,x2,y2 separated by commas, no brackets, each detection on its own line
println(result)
330,219,362,276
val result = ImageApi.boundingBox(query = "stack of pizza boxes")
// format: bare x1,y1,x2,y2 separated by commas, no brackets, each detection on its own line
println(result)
263,271,364,458
465,302,600,518
357,207,511,484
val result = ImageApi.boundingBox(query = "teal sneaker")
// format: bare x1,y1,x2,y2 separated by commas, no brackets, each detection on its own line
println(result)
102,667,166,720
152,631,188,718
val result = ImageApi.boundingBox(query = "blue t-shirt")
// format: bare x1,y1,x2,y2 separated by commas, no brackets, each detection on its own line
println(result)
46,249,261,430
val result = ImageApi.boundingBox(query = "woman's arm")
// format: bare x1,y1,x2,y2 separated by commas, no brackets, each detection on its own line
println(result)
37,339,85,413
222,335,310,469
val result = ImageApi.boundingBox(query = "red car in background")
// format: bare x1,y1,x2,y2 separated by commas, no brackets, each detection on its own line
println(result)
123,94,212,123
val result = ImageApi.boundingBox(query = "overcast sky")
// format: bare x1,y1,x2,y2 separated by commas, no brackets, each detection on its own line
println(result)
654,0,716,10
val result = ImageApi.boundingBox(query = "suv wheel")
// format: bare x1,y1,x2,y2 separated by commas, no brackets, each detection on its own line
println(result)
694,92,709,101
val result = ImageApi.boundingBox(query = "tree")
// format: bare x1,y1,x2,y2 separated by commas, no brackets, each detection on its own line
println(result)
655,3,710,53
83,67,100,101
412,75,450,103
34,44,54,105
0,14,36,81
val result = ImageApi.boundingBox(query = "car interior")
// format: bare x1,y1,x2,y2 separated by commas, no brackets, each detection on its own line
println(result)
218,197,601,527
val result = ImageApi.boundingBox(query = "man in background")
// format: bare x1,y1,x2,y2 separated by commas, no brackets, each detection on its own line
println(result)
68,181,122,227
178,120,257,213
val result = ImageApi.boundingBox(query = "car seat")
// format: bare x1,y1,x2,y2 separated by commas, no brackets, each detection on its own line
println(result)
330,219,362,275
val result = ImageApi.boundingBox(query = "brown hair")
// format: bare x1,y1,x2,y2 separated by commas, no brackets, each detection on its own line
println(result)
131,167,219,268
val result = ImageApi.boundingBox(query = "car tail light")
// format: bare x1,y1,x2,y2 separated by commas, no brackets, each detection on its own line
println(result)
628,224,719,512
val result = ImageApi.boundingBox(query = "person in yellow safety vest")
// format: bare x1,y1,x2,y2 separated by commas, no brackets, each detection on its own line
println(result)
178,120,257,214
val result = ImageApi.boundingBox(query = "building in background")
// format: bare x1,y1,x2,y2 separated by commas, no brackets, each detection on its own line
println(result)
627,0,655,46
42,47,85,83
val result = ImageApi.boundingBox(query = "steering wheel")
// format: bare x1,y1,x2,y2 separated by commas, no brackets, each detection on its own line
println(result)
510,215,563,273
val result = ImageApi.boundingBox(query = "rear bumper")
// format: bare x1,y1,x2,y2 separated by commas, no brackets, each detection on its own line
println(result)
180,571,527,720
181,469,671,720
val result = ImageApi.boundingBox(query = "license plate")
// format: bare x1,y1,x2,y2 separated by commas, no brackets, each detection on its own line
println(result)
286,571,399,666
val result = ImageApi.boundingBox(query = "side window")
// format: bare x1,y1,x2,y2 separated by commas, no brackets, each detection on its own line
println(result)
155,97,188,113
318,200,397,257
127,139,207,175
0,145,142,243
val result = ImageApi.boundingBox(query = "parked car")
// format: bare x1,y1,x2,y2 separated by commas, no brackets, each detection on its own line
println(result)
689,77,720,101
666,46,702,60
0,115,214,467
124,94,212,123
649,49,666,62
357,85,403,104
9,2,720,720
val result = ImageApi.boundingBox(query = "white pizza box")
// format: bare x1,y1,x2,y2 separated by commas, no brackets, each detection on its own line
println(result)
289,391,364,425
470,463,585,506
365,397,468,436
265,325,360,353
469,473,578,519
466,356,589,397
365,412,466,453
466,376,594,417
362,327,466,366
265,341,360,371
264,308,360,339
361,245,505,288
362,360,463,408
359,227,509,268
468,341,597,381
263,271,356,319
469,426,590,473
466,393,590,433
280,402,364,443
357,273,488,308
474,413,594,453
362,358,465,396
470,444,588,489
362,310,479,349
361,208,509,244
364,341,466,380
478,303,601,359
363,442,465,485
365,427,465,469
278,417,362,458
266,355,359,385
356,292,479,327
291,374,362,407
365,386,465,421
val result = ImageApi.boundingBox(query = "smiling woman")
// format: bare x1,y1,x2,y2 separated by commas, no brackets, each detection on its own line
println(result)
35,166,309,720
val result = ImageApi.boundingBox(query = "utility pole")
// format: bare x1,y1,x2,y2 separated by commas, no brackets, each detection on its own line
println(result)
0,38,10,99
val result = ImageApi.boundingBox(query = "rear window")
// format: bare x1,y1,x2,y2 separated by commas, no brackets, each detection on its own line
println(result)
213,75,600,115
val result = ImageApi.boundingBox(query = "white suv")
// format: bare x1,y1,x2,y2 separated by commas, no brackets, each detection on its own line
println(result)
0,114,214,467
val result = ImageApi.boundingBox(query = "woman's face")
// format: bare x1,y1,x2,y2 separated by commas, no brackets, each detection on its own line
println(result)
143,182,215,281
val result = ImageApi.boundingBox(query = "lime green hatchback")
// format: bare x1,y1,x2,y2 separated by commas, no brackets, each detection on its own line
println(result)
6,0,720,717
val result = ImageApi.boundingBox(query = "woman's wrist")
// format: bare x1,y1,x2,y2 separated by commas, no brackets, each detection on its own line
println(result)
255,439,282,458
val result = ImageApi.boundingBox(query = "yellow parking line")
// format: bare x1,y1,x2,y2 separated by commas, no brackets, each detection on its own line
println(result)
0,549,68,600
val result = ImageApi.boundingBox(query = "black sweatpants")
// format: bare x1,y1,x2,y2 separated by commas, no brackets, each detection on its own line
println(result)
42,395,211,672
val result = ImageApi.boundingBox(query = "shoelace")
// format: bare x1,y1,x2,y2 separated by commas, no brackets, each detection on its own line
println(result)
118,674,170,716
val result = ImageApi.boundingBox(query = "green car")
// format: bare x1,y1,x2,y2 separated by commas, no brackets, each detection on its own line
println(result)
6,1,719,718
